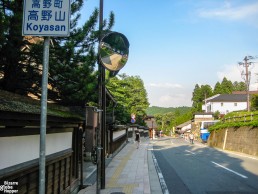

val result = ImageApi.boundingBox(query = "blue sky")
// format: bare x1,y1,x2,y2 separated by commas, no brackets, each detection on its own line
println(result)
81,0,258,107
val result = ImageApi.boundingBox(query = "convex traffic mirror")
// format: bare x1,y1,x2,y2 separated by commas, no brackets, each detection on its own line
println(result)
99,31,129,71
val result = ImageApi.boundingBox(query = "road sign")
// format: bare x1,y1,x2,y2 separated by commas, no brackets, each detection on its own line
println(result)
131,114,136,119
22,0,71,36
131,118,136,123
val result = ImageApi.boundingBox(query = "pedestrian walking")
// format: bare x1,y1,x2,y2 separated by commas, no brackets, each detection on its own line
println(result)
189,133,194,144
135,130,140,149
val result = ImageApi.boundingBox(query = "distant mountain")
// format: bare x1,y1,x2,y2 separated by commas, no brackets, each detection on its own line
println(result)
146,106,192,115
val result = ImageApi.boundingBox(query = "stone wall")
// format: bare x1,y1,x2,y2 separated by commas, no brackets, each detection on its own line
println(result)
208,127,258,157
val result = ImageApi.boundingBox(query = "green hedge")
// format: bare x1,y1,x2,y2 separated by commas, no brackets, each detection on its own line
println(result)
209,111,258,131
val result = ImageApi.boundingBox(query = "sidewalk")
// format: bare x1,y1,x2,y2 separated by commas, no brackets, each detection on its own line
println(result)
78,138,163,194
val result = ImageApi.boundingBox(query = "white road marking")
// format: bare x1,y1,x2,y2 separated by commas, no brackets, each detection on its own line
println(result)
211,161,248,179
185,150,195,155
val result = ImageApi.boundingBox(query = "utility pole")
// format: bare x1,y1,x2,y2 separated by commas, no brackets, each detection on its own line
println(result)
239,56,256,112
255,73,258,90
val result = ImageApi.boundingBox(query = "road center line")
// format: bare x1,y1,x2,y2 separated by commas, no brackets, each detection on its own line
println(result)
211,161,248,179
185,150,195,155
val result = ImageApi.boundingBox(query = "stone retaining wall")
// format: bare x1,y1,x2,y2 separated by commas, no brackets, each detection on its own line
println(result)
208,127,258,157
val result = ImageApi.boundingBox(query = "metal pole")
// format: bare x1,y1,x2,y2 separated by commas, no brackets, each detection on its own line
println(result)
99,0,106,189
39,36,50,194
97,0,104,192
96,113,101,194
80,125,85,189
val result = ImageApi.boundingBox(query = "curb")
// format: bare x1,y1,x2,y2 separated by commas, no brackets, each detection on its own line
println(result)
151,151,169,194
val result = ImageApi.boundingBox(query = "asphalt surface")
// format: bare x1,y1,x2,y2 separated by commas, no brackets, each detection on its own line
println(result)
152,137,258,194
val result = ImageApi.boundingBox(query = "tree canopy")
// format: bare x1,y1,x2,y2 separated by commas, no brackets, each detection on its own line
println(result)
0,0,114,106
106,74,149,125
0,0,152,126
192,77,246,111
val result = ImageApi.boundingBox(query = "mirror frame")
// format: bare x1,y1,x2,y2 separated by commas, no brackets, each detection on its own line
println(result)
99,31,130,72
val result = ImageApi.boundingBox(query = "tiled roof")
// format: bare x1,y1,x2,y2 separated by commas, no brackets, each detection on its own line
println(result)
232,91,258,94
176,120,191,129
207,94,247,102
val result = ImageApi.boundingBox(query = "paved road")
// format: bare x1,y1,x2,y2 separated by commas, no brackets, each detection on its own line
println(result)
101,53,123,71
152,137,258,194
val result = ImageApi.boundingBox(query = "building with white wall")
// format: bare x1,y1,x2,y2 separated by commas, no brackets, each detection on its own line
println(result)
202,94,247,114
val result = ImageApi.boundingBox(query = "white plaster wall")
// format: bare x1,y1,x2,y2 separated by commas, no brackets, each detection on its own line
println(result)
195,115,213,119
211,102,246,114
0,132,72,169
113,129,126,140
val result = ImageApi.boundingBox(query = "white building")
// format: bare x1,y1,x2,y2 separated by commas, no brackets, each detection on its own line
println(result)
176,120,192,134
202,94,247,114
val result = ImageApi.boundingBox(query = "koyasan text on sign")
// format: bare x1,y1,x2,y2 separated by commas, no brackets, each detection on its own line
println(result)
22,0,71,36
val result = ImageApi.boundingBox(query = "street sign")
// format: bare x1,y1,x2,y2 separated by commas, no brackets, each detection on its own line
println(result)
131,114,136,123
22,0,71,36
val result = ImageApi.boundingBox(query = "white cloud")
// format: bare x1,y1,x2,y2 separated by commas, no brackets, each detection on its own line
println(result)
217,63,258,90
157,93,192,107
217,64,242,82
198,2,258,21
147,87,192,107
145,82,192,107
148,83,183,89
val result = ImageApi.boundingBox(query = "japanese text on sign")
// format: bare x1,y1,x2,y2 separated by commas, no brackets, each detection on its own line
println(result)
22,0,71,36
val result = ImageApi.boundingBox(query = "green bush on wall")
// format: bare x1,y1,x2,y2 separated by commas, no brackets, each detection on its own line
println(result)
209,111,258,132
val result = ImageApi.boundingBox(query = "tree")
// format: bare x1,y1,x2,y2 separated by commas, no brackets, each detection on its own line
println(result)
250,94,258,111
214,82,222,95
192,84,213,111
220,77,233,94
155,112,174,131
154,113,163,128
32,4,115,105
107,74,149,124
0,0,31,94
0,0,115,106
192,84,201,110
162,112,175,134
233,81,246,91
200,84,213,99
170,109,193,131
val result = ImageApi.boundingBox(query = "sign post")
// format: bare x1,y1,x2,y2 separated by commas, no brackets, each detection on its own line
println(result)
39,36,50,194
22,1,70,193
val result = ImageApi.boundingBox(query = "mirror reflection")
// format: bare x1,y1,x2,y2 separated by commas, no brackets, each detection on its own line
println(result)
99,32,129,71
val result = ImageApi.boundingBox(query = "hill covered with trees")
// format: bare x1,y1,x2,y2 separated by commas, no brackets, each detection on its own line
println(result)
146,106,191,115
147,77,247,135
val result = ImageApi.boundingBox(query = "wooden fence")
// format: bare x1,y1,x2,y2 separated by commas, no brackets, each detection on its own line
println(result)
222,113,258,123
